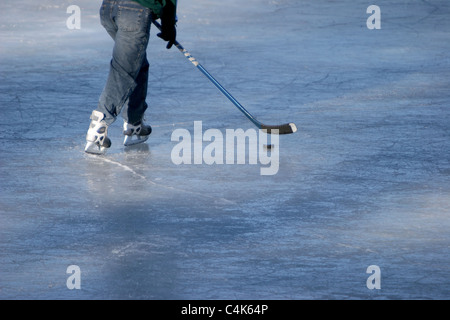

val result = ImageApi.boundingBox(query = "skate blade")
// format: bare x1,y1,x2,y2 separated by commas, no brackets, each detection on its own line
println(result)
123,135,149,147
85,141,107,155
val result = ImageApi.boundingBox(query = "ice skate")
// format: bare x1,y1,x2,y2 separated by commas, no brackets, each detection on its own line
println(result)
123,119,152,147
84,110,111,155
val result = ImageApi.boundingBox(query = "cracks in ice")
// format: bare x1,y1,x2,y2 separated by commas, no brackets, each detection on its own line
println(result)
385,0,443,36
417,0,440,24
96,156,236,205
99,157,147,180
302,72,330,89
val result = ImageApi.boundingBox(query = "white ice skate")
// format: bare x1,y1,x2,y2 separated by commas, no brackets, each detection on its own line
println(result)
123,120,152,147
84,110,111,155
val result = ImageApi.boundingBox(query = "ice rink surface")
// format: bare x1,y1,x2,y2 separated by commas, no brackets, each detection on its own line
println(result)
0,0,449,299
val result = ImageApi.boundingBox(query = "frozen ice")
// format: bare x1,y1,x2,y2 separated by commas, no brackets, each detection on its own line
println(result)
0,0,449,299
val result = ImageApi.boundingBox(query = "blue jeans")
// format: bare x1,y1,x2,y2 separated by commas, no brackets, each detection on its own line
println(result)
97,0,152,126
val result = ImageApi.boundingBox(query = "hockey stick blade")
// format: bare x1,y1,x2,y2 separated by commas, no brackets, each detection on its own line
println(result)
261,123,298,135
152,20,298,135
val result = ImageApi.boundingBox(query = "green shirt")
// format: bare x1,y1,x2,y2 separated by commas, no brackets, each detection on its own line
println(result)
132,0,177,18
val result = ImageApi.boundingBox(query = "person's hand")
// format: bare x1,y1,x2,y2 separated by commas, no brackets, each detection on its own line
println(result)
157,1,177,49
157,23,176,49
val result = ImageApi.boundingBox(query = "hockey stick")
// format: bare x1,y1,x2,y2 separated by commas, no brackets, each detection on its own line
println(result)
152,20,297,135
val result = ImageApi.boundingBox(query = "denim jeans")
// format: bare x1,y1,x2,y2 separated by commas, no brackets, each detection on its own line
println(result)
97,0,152,126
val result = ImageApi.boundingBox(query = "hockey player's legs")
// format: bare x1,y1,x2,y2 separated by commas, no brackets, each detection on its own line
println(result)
123,57,149,126
85,0,152,154
97,0,152,126
122,57,152,147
